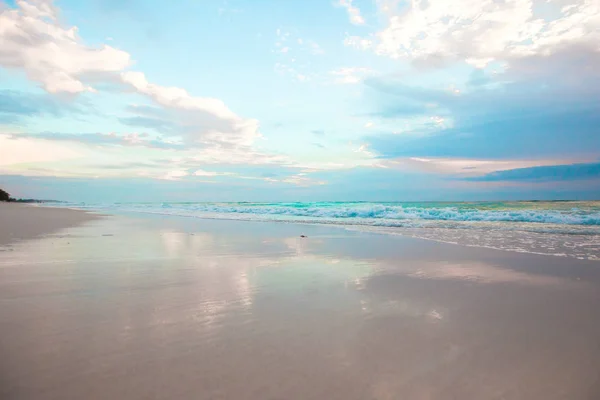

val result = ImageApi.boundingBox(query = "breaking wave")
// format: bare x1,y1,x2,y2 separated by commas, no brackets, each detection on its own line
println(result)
46,201,600,260
106,201,600,226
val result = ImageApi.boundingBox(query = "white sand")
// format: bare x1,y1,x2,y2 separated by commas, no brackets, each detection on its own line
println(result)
1,211,599,399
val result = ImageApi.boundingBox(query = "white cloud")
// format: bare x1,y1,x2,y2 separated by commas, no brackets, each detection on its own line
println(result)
159,170,189,181
122,132,149,145
120,71,262,150
189,170,326,186
120,72,238,121
430,116,445,126
354,143,375,157
338,0,365,25
182,146,289,166
330,67,373,84
384,157,594,176
0,1,264,157
348,0,600,67
193,169,236,177
0,134,83,166
261,174,326,186
0,0,130,93
344,35,372,50
281,175,326,186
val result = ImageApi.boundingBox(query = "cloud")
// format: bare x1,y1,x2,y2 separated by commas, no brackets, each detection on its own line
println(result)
193,169,236,177
1,132,289,180
261,173,326,186
330,67,373,84
354,143,374,157
91,161,168,170
0,0,130,93
173,146,288,167
0,133,84,167
311,129,325,136
344,35,372,50
120,71,260,146
348,0,600,67
467,163,600,182
8,131,186,150
191,164,328,186
381,157,591,178
158,170,188,181
1,1,268,163
369,103,600,161
337,0,365,25
194,166,325,186
365,44,600,161
0,171,336,203
118,104,178,132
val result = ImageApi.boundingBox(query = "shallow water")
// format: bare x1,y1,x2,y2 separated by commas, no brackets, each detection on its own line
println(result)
47,201,600,260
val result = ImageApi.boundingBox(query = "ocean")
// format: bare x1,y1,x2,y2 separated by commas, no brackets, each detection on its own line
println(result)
49,201,600,261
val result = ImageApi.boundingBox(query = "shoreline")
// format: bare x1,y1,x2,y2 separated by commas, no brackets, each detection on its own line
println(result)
0,203,101,246
40,204,600,261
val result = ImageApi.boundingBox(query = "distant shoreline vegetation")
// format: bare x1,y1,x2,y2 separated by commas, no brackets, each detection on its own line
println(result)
0,188,54,203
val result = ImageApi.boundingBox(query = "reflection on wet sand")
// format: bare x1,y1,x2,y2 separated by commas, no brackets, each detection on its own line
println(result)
407,261,572,286
1,215,600,399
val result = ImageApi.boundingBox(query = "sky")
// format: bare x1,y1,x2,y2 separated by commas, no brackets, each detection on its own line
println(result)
0,0,599,202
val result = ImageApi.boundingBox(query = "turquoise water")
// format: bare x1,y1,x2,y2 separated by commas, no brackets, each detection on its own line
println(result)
60,200,600,225
51,201,600,260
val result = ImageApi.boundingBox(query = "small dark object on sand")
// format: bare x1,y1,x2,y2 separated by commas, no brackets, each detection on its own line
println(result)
300,235,307,238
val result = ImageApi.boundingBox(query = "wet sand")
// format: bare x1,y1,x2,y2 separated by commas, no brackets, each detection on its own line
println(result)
1,210,600,399
0,203,98,245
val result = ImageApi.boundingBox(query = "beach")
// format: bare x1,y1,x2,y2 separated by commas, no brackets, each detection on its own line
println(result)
0,203,99,245
1,204,600,399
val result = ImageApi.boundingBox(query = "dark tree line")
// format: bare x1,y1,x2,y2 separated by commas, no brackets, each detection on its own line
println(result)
0,188,10,202
1,188,48,203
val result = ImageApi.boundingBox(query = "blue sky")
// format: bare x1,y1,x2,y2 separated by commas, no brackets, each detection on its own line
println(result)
0,0,599,201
